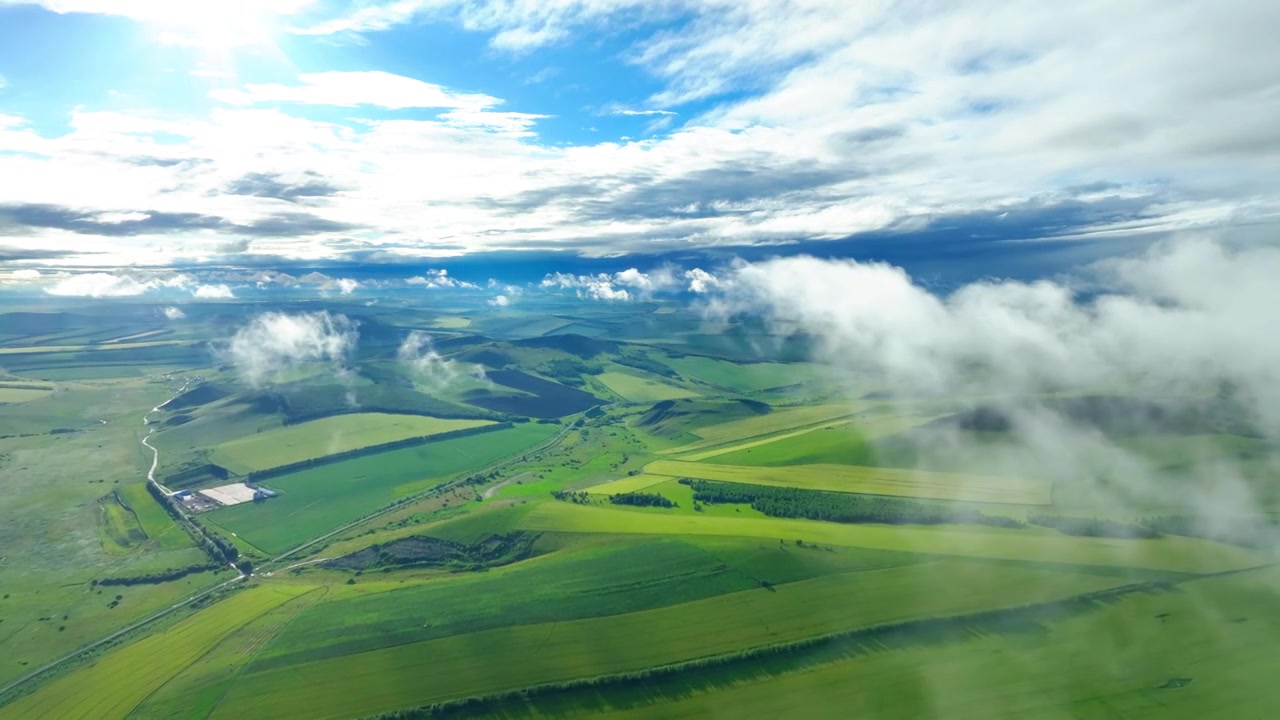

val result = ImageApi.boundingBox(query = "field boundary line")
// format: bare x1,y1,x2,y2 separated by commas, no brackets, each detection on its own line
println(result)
357,568,1276,720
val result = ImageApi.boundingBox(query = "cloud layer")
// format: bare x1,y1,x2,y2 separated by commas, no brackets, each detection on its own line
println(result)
223,311,358,387
0,1,1276,266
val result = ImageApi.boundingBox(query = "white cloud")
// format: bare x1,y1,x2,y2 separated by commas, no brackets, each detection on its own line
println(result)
11,268,41,280
685,267,720,293
210,71,497,110
45,272,152,297
609,108,677,117
193,283,235,298
223,311,358,387
0,2,1276,267
397,330,485,389
162,306,186,319
335,278,359,295
541,267,684,301
406,269,479,289
488,294,510,307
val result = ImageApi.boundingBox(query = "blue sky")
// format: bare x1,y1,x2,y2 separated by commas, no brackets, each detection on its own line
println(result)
0,0,1278,294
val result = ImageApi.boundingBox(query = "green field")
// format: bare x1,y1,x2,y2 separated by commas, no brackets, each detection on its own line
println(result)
0,340,186,354
0,585,312,720
117,483,196,552
693,413,940,463
585,474,671,495
0,386,54,403
208,561,1124,720
644,459,1050,504
662,404,860,455
208,413,497,475
584,567,1280,720
203,422,559,554
520,502,1264,573
663,357,822,391
596,371,698,402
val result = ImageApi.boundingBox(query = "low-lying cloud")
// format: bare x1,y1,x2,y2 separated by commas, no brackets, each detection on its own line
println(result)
193,283,235,299
223,311,358,388
45,272,152,297
711,237,1280,533
161,306,186,319
397,331,486,390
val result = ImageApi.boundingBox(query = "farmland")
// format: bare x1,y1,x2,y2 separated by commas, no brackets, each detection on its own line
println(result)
596,371,698,402
202,422,559,554
2,299,1277,720
643,459,1051,504
209,413,497,475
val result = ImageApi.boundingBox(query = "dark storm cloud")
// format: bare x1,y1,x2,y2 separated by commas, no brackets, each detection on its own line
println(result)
224,172,343,202
0,203,359,238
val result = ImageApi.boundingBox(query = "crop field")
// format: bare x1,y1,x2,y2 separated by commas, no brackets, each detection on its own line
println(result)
202,422,558,554
596,371,698,402
661,404,860,455
691,413,942,463
662,356,822,391
209,562,1124,720
519,502,1265,572
644,459,1050,504
584,474,671,495
0,340,186,355
0,384,54,403
581,567,1280,720
208,413,497,475
0,585,312,720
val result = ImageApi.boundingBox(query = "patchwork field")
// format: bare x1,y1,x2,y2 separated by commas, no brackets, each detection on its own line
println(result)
519,502,1264,573
203,422,559,554
582,567,1280,720
208,413,497,475
596,371,698,402
0,384,54,403
0,585,312,720
663,357,822,391
208,562,1125,720
644,459,1050,504
0,340,186,355
661,404,861,454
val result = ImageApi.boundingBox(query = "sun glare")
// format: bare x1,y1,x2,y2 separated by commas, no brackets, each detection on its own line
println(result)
145,0,311,51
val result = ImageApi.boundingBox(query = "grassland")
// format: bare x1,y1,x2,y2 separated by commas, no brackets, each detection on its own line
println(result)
519,502,1264,572
580,567,1280,720
203,422,559,554
661,404,859,455
596,371,698,402
209,562,1125,720
0,386,54,403
690,412,940,463
663,357,821,391
116,483,196,552
645,459,1050,504
208,414,497,475
97,493,148,553
584,474,671,495
0,340,186,355
0,585,312,720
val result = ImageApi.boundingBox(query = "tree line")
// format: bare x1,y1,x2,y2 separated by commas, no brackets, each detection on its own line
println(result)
95,563,219,587
608,492,676,508
1027,513,1160,539
681,479,1023,528
145,482,239,564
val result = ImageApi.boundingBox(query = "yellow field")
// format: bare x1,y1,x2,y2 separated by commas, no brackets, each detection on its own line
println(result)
0,585,311,720
584,474,671,495
662,404,859,455
519,502,1266,573
645,459,1050,505
209,413,496,475
430,316,472,328
596,371,698,402
0,340,185,355
103,329,167,343
0,387,53,403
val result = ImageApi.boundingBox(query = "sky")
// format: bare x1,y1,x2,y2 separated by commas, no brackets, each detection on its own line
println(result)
0,0,1278,288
